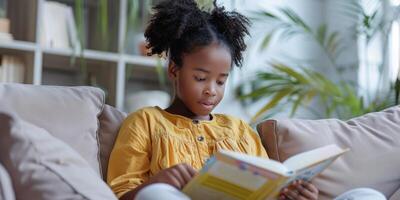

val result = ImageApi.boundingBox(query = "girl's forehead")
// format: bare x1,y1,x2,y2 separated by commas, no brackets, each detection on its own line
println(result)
182,43,232,71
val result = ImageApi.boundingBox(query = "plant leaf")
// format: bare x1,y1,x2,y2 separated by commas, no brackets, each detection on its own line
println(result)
251,88,293,122
290,93,306,117
260,31,275,50
316,24,327,46
256,72,290,81
272,63,309,84
279,8,312,33
259,11,278,19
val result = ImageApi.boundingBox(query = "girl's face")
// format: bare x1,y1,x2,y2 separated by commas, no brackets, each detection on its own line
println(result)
168,43,232,118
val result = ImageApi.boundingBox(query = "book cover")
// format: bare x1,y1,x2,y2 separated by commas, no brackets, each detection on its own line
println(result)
0,56,3,82
0,55,25,83
0,18,12,41
65,5,81,53
41,1,70,49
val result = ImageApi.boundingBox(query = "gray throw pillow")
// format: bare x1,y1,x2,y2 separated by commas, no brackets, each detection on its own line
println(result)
0,84,105,175
0,111,117,200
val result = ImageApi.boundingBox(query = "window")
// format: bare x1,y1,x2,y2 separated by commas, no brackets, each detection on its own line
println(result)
389,0,400,81
389,21,400,82
358,0,400,101
391,0,400,6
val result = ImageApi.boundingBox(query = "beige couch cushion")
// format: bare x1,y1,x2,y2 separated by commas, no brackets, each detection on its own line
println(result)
0,111,117,200
257,106,400,200
390,187,400,200
0,83,104,175
98,104,127,180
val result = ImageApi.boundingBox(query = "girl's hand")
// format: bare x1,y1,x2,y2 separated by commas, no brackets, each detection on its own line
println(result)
279,180,319,200
119,163,197,200
148,163,198,189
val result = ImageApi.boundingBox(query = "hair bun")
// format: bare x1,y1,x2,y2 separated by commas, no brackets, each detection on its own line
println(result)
145,0,206,56
210,1,250,66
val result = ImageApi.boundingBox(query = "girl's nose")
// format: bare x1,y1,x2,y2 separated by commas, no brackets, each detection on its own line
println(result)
204,84,217,96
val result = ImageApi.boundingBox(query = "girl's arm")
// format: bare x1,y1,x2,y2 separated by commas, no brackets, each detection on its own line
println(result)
107,110,153,199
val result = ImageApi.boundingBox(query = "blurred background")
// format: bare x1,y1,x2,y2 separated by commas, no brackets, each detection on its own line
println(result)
0,0,399,124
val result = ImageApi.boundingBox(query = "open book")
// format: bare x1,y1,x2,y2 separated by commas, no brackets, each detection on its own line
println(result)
183,144,349,200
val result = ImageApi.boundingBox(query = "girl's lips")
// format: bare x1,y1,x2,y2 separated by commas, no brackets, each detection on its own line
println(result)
199,101,214,109
199,101,214,105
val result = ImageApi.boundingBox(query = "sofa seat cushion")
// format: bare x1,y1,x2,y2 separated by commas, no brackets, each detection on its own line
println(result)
0,83,104,175
257,106,400,200
0,110,117,200
390,187,400,200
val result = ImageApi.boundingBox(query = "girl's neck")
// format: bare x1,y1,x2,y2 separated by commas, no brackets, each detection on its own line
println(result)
165,98,211,121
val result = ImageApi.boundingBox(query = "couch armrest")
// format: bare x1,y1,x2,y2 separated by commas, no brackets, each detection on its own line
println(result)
256,120,280,161
98,104,127,181
0,163,15,200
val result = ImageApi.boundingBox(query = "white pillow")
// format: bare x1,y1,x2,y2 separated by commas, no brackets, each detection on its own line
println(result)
0,111,117,200
0,163,15,200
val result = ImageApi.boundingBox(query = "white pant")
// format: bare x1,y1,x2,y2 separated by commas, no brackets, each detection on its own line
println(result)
135,183,190,200
135,183,387,200
334,188,386,200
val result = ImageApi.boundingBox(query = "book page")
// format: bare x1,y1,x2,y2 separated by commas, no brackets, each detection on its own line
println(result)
291,157,335,181
219,150,290,176
208,161,269,190
282,144,348,172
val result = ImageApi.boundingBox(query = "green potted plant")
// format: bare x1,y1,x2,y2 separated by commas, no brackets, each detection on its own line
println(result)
237,1,399,123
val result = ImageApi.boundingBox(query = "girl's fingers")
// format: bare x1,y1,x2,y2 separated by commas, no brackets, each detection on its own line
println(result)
281,180,318,200
183,163,198,177
281,192,308,200
176,164,194,183
296,180,319,200
170,167,186,188
301,181,319,194
282,188,299,200
166,171,184,189
295,182,315,198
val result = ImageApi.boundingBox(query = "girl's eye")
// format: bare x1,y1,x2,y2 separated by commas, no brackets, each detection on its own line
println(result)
194,76,206,81
217,81,225,86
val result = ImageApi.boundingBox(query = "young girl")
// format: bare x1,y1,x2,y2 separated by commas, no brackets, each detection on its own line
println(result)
107,1,385,200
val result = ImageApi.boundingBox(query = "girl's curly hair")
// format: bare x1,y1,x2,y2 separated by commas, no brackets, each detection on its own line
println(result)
144,0,250,67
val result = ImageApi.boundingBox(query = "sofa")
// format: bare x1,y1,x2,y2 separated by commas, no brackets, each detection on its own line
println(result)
0,83,399,200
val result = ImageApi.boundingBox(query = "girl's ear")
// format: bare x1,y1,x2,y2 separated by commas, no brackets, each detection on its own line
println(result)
167,61,179,80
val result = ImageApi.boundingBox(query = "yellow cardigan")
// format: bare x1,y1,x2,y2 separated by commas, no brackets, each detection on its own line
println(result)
107,106,268,198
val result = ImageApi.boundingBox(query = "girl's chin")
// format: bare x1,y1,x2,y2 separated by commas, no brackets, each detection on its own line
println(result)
191,108,213,118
